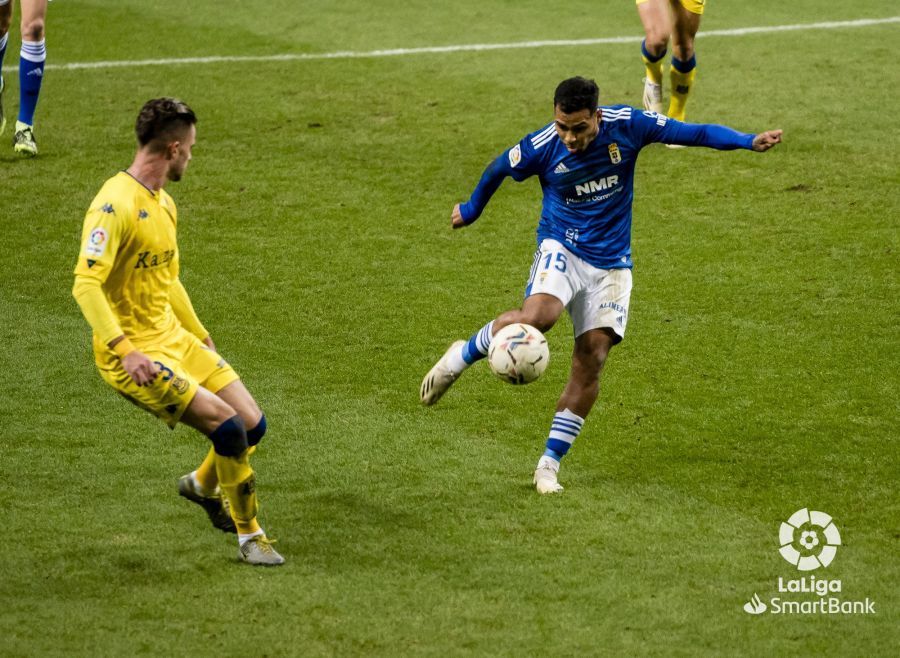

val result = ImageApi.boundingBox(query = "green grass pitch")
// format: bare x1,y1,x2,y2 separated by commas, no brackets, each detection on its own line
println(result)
0,1,897,654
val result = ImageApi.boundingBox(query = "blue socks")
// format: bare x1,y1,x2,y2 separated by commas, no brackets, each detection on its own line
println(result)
18,39,45,126
543,409,585,461
462,320,494,364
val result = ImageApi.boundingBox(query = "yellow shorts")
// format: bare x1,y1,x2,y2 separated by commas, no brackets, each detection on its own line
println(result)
636,0,706,15
97,329,239,429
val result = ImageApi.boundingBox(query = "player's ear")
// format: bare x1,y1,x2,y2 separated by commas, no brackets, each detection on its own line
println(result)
166,140,180,160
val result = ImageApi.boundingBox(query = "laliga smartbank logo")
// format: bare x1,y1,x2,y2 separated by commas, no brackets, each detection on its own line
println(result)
779,508,840,570
743,508,876,616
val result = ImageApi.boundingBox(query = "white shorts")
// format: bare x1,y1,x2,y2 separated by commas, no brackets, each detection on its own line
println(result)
525,239,632,340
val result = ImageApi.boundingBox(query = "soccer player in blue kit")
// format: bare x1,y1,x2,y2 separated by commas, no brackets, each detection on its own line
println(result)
0,0,48,155
420,76,782,494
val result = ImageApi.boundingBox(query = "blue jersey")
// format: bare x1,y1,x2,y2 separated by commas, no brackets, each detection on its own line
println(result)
459,105,756,269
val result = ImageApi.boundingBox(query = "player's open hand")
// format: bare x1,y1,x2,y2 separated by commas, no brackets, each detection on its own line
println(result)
451,203,466,229
203,336,217,353
752,130,783,152
122,351,159,387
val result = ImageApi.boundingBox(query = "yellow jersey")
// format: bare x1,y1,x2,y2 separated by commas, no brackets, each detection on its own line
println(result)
73,171,206,368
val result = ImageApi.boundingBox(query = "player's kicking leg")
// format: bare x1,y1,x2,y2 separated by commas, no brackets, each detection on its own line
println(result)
420,293,564,406
419,339,469,405
180,387,284,566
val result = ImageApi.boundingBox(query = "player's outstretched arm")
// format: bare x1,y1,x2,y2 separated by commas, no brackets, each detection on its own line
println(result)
751,130,783,152
651,116,782,152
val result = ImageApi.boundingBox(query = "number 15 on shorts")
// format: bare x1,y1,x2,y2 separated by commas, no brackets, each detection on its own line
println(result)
543,251,567,272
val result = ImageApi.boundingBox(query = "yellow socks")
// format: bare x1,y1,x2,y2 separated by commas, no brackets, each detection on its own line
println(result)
215,450,260,535
194,447,218,492
641,40,665,85
668,56,697,122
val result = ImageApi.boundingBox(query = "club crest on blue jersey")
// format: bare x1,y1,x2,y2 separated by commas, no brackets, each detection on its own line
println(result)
508,144,522,168
608,143,621,164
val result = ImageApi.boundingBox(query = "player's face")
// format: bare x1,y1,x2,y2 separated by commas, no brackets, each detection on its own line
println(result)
554,106,600,154
167,124,196,182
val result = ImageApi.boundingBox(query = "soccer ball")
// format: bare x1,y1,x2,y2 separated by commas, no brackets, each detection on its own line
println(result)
488,323,549,385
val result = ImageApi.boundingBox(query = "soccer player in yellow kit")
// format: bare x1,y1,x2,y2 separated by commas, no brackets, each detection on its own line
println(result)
637,0,704,123
72,98,284,566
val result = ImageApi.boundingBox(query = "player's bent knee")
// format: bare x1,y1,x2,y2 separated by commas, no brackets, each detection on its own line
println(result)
21,18,44,41
644,31,669,54
575,347,606,375
523,313,557,334
247,414,267,447
574,334,615,374
208,414,249,457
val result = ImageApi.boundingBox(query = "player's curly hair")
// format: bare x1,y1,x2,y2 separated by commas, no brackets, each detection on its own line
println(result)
135,98,197,150
554,77,599,114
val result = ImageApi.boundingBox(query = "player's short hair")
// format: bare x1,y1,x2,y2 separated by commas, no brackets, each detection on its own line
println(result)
135,98,197,150
553,77,599,114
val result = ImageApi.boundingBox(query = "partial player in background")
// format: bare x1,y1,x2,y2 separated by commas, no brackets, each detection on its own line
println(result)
0,0,48,155
637,0,704,123
421,77,781,494
72,98,284,566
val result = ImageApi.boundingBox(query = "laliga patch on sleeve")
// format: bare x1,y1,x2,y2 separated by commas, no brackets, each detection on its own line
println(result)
508,144,522,168
85,227,109,257
642,110,667,126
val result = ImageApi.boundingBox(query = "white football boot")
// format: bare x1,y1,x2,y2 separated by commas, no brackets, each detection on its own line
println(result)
238,535,285,566
420,340,466,406
642,77,664,115
533,455,564,494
